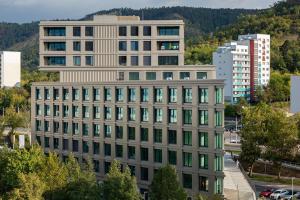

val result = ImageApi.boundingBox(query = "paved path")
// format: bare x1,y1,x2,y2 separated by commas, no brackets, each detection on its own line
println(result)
224,153,256,200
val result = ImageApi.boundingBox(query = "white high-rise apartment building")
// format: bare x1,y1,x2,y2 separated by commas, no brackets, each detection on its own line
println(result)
213,34,270,103
0,51,21,88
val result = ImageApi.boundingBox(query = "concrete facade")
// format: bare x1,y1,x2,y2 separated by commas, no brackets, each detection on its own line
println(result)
32,15,225,199
0,51,21,88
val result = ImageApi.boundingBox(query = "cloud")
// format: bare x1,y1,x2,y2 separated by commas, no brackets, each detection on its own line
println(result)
0,0,280,23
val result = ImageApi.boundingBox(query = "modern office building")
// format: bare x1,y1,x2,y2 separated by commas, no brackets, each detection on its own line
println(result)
32,15,225,199
291,76,300,114
213,34,270,103
0,51,21,88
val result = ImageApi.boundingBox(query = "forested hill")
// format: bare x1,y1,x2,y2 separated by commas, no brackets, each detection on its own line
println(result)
0,7,257,70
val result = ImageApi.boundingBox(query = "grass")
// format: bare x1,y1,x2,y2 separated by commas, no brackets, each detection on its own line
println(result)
251,174,300,186
225,150,241,155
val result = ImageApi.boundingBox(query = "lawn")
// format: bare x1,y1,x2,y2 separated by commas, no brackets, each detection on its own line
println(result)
251,174,300,186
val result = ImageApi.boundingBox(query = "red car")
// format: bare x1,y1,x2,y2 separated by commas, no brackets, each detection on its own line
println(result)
260,188,275,198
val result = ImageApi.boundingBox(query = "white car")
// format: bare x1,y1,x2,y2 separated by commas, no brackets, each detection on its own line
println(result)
270,189,289,200
284,191,300,200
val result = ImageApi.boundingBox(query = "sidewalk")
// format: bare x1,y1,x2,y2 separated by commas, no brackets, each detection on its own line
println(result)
224,153,256,200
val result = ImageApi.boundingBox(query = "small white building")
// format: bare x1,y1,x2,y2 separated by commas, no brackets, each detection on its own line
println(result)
291,76,300,113
0,51,21,88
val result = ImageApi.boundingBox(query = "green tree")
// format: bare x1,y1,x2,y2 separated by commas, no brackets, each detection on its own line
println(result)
101,160,140,200
149,165,187,200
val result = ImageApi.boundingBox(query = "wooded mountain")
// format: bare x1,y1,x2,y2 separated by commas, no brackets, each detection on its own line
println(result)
0,7,257,70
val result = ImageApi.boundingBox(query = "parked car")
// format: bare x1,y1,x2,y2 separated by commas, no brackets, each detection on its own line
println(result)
259,188,275,198
284,191,300,200
270,189,289,200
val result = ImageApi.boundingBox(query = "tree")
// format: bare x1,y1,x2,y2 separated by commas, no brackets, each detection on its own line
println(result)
149,165,187,200
101,160,140,200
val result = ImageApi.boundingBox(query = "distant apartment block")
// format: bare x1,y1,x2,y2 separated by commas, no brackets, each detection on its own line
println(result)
32,15,225,199
291,76,300,113
0,51,21,88
213,34,270,103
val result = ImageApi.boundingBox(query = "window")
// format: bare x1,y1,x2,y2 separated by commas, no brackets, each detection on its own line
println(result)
143,26,151,36
116,107,124,120
141,147,148,161
45,56,66,66
82,106,89,118
131,41,139,51
116,144,123,157
104,125,112,138
129,165,136,176
154,149,162,163
94,160,100,172
104,88,112,101
141,167,148,181
199,132,208,148
183,88,192,103
215,155,223,171
128,127,136,140
44,121,50,132
119,56,127,66
119,26,127,36
72,123,79,135
53,138,59,149
85,56,93,66
63,122,68,134
85,41,93,51
131,56,139,66
197,72,207,80
53,89,59,100
199,176,209,192
93,124,100,136
183,173,192,189
157,26,179,35
143,41,151,51
104,107,112,120
154,129,162,143
44,137,50,148
63,89,69,100
199,88,208,103
215,178,223,194
44,88,50,100
82,123,89,136
169,88,177,103
158,56,178,65
131,26,139,36
45,105,50,116
54,121,60,133
73,27,81,36
93,142,99,155
157,41,179,50
83,88,89,101
116,88,124,102
104,162,111,174
141,88,149,102
215,132,223,149
168,109,177,123
141,108,149,122
215,87,223,104
146,72,156,80
83,141,89,153
45,42,66,51
72,106,79,118
154,88,163,102
129,72,139,80
183,131,192,146
45,27,65,36
199,110,208,125
104,143,111,156
36,104,41,116
168,150,177,165
143,56,151,66
72,140,79,152
85,26,93,36
116,126,123,139
141,128,148,142
154,108,163,123
63,139,68,150
93,106,100,119
36,88,41,100
180,72,190,80
183,110,192,125
128,146,136,159
73,89,79,100
215,111,223,127
199,154,208,169
163,72,173,80
119,41,127,51
168,130,177,144
183,152,192,167
93,88,100,101
128,88,136,102
54,105,60,117
128,107,136,121
73,41,81,51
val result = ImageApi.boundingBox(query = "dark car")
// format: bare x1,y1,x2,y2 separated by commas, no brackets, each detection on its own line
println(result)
259,188,275,198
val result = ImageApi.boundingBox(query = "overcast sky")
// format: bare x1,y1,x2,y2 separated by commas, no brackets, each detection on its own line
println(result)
0,0,280,23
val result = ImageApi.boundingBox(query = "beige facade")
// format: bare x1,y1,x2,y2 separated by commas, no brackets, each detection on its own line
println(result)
32,15,225,199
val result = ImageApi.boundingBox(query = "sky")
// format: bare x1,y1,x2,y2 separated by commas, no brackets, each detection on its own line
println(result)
0,0,280,23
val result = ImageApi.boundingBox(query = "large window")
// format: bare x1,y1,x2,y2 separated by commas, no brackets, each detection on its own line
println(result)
72,123,79,135
140,167,148,181
85,56,93,66
85,41,93,51
199,110,209,125
157,41,179,50
82,106,89,118
128,146,135,159
131,56,139,66
163,72,173,80
131,26,139,36
199,154,208,169
104,143,111,156
93,88,100,101
45,56,66,66
143,26,151,36
73,56,81,66
154,149,162,163
140,128,149,142
154,108,163,123
168,109,177,123
169,88,177,103
128,107,136,121
183,173,192,189
199,88,208,103
215,132,223,149
215,154,223,172
93,142,99,155
199,132,208,148
199,176,209,192
45,42,66,51
128,88,136,102
215,111,223,127
168,130,177,144
183,88,192,103
45,27,66,36
141,88,149,102
143,41,151,51
180,72,190,80
157,26,179,36
83,88,89,101
83,141,89,153
115,144,123,158
73,41,81,51
128,127,136,140
154,129,162,143
215,87,223,104
141,108,149,122
183,109,192,125
183,152,192,167
168,150,177,165
85,26,93,36
154,88,163,102
45,105,50,116
119,56,127,66
119,41,127,51
72,140,78,152
131,41,139,51
104,125,112,138
197,72,207,80
104,107,112,120
93,124,100,136
119,26,127,36
116,107,124,120
140,147,148,161
158,56,178,65
144,56,151,66
73,27,81,36
93,106,100,119
116,126,123,139
82,123,89,136
72,106,79,118
104,88,112,101
183,131,192,146
129,72,139,80
215,178,223,195
116,88,124,102
146,72,156,80
73,89,79,101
